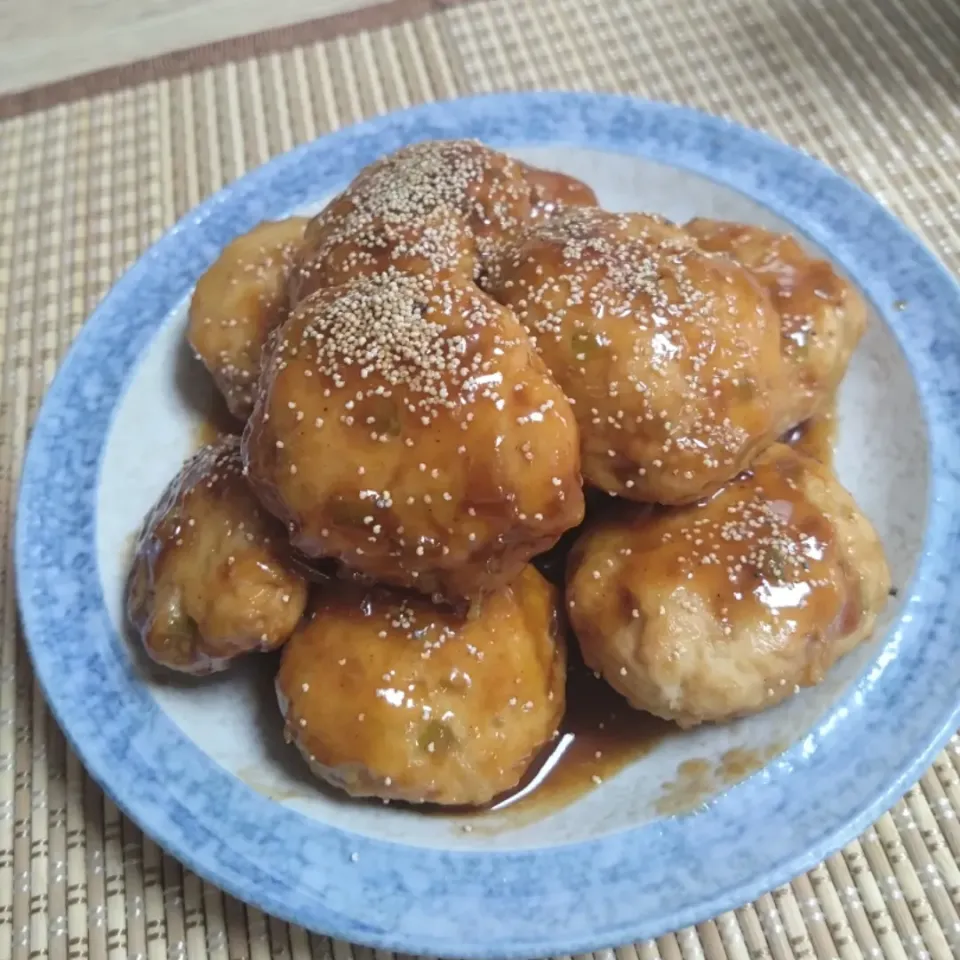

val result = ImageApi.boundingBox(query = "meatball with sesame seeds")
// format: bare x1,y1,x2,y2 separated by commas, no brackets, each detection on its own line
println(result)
566,443,890,727
484,207,785,504
127,436,308,675
188,218,309,420
687,218,867,432
243,268,585,602
276,564,565,805
290,204,478,304
288,140,536,302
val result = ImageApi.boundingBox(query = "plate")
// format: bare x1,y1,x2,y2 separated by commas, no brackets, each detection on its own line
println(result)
15,92,960,958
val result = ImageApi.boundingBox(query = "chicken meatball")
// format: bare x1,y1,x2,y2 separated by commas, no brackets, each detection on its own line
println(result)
290,204,477,305
188,218,309,420
485,207,784,504
687,218,867,429
519,162,599,220
127,436,308,674
288,140,535,303
243,268,584,602
276,564,566,806
566,443,890,727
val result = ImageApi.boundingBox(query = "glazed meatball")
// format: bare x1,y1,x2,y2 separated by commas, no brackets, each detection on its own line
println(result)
687,218,867,429
243,268,584,602
519,162,599,220
289,140,535,303
276,564,566,805
188,218,309,420
127,437,308,674
566,443,890,727
485,207,784,504
290,204,477,305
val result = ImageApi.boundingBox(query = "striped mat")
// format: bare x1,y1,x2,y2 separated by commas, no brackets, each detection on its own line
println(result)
1,0,959,957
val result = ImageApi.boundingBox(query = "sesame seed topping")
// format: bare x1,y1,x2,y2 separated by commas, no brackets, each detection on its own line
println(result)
486,206,779,493
302,139,531,275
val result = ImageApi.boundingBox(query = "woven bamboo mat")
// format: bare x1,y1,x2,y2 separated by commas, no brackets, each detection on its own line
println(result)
2,0,960,957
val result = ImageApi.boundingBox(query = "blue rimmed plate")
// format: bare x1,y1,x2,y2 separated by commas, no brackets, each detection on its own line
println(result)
15,92,960,958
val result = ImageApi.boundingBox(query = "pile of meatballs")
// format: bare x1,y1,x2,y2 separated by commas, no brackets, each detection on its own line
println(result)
127,140,890,808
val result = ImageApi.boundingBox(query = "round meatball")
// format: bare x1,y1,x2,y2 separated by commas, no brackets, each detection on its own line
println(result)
127,437,308,674
243,268,585,602
485,207,785,504
566,443,890,727
290,204,477,305
188,218,309,420
519,162,599,220
289,140,535,302
687,218,867,430
276,564,566,806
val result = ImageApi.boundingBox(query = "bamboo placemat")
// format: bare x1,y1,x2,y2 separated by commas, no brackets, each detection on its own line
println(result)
2,0,960,957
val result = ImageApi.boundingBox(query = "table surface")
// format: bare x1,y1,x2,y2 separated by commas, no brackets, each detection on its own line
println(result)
1,0,959,958
0,0,377,94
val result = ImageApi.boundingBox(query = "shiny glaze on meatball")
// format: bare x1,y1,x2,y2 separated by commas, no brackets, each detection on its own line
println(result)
243,268,584,602
687,218,867,430
188,218,309,420
276,564,566,805
520,162,599,220
566,443,890,726
485,207,784,504
127,437,308,674
289,140,536,302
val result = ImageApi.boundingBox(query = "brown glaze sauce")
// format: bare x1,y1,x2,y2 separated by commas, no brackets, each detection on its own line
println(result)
782,400,837,467
187,407,797,823
655,758,714,816
192,396,241,451
476,439,841,821
523,165,599,220
700,447,843,635
654,742,786,816
477,651,672,820
462,534,673,822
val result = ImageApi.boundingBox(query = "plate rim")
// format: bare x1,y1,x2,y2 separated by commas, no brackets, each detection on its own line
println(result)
15,90,960,959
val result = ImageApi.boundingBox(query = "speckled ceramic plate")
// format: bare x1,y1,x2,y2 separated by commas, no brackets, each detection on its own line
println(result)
15,93,960,959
